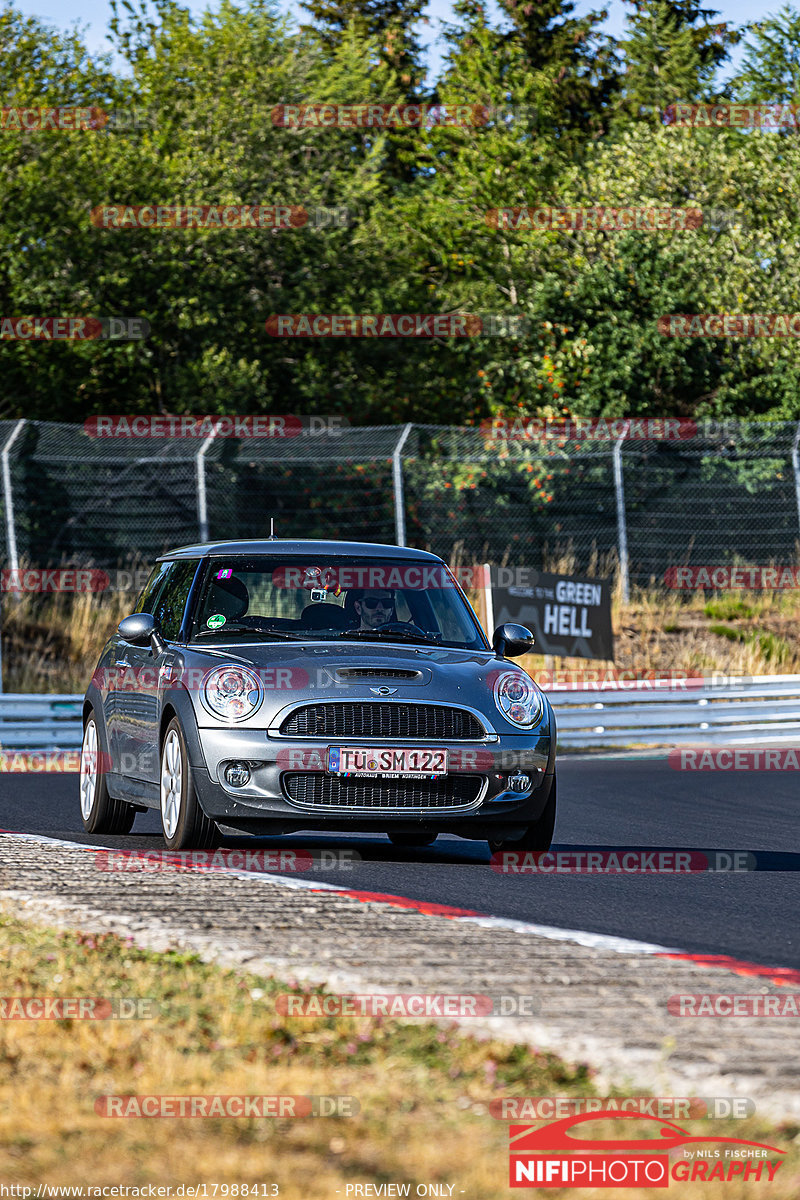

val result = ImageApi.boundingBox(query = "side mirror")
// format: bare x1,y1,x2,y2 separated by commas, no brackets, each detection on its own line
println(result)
117,612,166,654
492,622,535,658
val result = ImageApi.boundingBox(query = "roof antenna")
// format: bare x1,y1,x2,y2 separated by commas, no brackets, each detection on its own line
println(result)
268,517,276,540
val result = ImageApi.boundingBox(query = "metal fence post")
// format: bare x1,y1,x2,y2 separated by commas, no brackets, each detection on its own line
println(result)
0,418,26,694
483,563,494,636
792,423,800,541
613,436,630,603
2,419,25,575
196,427,217,543
392,423,413,546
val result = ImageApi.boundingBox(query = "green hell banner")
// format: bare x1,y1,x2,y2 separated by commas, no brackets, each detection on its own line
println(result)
490,568,614,661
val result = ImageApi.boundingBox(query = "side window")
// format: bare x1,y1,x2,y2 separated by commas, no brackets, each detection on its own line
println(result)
134,563,172,615
151,561,199,641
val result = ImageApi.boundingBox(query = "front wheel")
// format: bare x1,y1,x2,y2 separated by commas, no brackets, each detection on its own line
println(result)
160,718,220,850
79,713,136,834
488,774,557,854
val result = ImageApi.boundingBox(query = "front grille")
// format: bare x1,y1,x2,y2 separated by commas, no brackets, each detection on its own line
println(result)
283,772,485,811
279,702,486,740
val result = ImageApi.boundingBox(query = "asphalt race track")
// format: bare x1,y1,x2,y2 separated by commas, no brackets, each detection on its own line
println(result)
3,754,798,969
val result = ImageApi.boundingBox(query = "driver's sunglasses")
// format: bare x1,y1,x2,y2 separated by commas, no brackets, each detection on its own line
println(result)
361,597,393,610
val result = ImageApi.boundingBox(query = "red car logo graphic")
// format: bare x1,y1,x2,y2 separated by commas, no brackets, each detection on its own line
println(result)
511,1110,784,1155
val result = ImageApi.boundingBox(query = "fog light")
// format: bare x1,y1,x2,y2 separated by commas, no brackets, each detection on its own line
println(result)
225,761,251,788
508,772,531,792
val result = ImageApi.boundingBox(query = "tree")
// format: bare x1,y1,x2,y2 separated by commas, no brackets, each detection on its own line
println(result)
729,5,800,107
491,0,619,144
616,0,737,123
299,0,430,181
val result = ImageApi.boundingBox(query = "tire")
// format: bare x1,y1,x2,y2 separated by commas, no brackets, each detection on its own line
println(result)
160,717,220,850
79,712,136,834
488,774,557,854
388,831,438,848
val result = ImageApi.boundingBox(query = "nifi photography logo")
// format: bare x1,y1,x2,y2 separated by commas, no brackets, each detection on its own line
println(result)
508,1111,784,1188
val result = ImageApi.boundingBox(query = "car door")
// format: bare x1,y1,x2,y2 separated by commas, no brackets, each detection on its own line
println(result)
115,560,198,782
108,562,172,772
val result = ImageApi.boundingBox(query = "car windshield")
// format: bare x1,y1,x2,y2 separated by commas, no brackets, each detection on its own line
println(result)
188,556,488,650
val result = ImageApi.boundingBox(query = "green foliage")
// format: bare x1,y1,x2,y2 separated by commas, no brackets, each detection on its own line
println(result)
703,597,755,619
709,621,745,640
753,629,791,664
729,5,800,104
615,0,737,123
708,622,791,665
0,0,798,424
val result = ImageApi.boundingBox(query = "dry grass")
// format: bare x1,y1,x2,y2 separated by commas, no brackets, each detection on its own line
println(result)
4,552,800,693
1,588,132,693
0,912,798,1194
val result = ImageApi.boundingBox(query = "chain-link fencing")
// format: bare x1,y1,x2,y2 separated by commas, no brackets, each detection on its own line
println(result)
0,419,799,593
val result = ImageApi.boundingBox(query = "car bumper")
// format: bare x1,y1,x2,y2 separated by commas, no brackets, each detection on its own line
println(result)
190,726,554,835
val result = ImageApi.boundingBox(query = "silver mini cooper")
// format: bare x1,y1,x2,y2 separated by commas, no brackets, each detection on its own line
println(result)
80,540,557,850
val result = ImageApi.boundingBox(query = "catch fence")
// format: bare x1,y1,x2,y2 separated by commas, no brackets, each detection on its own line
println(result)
0,419,798,594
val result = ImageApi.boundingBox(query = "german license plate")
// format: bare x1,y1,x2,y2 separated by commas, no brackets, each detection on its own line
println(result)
327,746,448,779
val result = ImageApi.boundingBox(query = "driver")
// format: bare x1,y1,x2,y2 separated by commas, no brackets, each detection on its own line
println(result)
353,589,396,631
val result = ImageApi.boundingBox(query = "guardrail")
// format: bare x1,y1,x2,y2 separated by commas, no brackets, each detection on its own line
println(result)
548,675,800,747
1,680,800,751
0,694,83,749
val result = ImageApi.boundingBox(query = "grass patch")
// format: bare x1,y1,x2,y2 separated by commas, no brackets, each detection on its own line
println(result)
752,630,792,667
709,623,746,642
703,598,755,621
708,625,792,667
0,912,797,1195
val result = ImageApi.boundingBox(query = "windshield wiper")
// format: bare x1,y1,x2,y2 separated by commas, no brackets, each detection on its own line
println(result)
337,628,443,646
193,625,305,641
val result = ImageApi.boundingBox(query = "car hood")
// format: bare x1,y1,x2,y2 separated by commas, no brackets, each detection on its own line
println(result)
175,639,547,731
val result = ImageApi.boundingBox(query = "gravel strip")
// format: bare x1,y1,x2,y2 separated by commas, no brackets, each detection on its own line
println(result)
2,834,798,1121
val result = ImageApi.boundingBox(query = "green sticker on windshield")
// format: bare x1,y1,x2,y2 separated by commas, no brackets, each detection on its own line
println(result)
206,613,226,629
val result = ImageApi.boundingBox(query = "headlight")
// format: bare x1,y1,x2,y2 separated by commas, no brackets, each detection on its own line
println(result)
201,666,263,722
494,671,544,728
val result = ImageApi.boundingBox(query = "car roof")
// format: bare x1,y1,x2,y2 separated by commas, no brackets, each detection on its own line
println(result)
157,539,445,563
